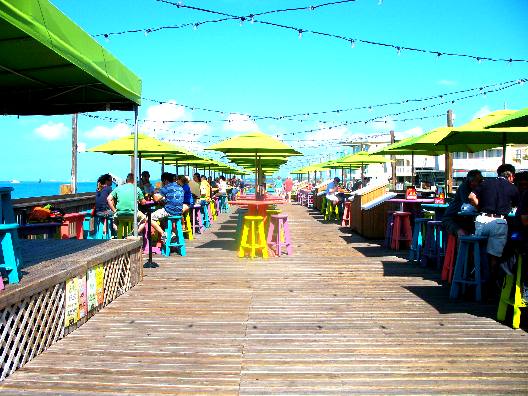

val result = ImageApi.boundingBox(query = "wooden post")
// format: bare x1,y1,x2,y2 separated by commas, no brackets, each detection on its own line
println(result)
71,113,78,194
390,130,396,190
161,156,165,173
445,110,454,194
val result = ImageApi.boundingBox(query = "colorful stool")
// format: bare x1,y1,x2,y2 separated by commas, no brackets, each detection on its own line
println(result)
94,216,113,240
81,210,93,239
210,199,217,221
390,211,412,250
342,201,352,227
116,215,134,239
0,223,21,284
384,212,395,249
266,208,282,233
307,194,314,208
183,211,193,240
441,234,458,282
324,200,338,221
321,196,327,214
420,220,445,268
267,214,292,256
60,212,85,240
164,215,186,256
219,195,229,213
449,235,488,302
408,217,429,263
201,201,211,228
236,209,249,244
239,215,268,259
142,225,161,255
192,204,204,236
497,254,525,329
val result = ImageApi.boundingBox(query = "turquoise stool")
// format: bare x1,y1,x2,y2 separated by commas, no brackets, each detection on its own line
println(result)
163,215,186,256
408,218,429,263
200,201,211,229
449,235,488,302
0,223,22,284
81,210,93,239
94,216,113,239
219,195,229,213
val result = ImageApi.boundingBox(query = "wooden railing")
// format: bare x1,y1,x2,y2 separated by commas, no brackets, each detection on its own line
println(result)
12,193,95,224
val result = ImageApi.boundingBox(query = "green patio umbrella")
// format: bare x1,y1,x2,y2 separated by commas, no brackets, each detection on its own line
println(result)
206,131,303,197
485,107,528,129
436,110,528,163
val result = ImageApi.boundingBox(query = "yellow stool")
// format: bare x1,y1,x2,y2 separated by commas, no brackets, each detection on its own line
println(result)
497,254,526,329
116,215,134,239
209,199,217,221
239,215,268,259
183,211,193,240
324,200,338,221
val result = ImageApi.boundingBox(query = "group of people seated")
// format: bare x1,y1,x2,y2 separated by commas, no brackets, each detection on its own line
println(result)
94,171,236,244
441,164,528,301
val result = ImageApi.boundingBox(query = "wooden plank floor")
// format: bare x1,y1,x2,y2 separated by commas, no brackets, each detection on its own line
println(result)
2,203,528,395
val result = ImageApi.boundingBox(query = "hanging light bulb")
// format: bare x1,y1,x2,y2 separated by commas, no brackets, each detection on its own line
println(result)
249,14,255,23
436,52,442,60
476,57,482,64
240,17,245,27
193,23,199,31
396,46,401,56
144,28,151,37
298,29,304,39
350,39,356,48
103,33,110,42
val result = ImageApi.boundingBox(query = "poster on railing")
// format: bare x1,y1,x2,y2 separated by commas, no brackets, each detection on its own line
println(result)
95,263,105,306
87,267,97,311
78,274,87,320
64,277,79,327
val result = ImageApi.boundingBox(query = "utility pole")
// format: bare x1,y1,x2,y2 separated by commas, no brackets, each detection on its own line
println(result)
71,113,78,194
445,110,454,194
390,130,396,190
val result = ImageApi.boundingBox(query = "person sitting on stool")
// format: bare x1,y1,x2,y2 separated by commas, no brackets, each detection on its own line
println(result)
469,164,519,284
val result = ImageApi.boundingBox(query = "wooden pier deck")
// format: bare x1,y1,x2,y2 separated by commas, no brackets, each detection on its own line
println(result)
2,203,528,395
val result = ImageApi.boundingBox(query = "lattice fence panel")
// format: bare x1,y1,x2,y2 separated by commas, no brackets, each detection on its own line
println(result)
0,283,65,381
103,251,132,306
0,248,138,382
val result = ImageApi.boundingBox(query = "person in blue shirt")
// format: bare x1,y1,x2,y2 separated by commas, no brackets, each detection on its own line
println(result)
95,173,113,217
151,172,185,243
176,175,193,213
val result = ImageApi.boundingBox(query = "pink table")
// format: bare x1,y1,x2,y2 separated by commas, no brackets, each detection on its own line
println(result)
388,198,434,212
229,198,286,218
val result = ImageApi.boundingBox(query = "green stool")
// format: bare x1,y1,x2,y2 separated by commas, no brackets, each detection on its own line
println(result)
324,200,338,221
116,215,134,239
497,254,525,329
321,196,327,214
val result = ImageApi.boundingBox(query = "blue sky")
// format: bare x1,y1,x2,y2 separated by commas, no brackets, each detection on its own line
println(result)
1,0,527,181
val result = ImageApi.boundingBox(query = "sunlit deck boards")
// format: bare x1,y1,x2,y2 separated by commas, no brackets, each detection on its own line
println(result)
1,204,528,394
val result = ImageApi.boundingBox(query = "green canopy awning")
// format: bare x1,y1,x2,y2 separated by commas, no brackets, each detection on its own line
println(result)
206,131,302,156
335,151,390,165
0,0,141,114
88,134,193,157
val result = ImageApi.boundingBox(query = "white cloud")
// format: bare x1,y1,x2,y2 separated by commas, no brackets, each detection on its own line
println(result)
395,126,423,140
437,79,457,86
77,142,87,153
34,122,68,140
223,113,259,132
472,105,491,120
142,100,186,132
84,123,131,140
153,121,211,153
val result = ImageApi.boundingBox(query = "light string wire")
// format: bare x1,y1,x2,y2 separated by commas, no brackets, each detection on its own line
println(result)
95,1,528,64
81,78,526,125
79,78,525,139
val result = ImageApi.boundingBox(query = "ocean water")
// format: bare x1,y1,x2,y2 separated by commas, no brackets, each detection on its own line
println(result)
0,181,95,199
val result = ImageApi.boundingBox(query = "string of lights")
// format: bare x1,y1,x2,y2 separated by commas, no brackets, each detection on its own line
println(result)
95,2,528,65
94,0,354,38
84,78,525,125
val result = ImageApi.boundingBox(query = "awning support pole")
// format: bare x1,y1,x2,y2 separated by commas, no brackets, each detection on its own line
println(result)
133,106,139,237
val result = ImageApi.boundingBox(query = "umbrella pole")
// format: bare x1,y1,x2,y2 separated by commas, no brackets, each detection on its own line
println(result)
444,145,452,194
361,164,364,186
133,106,139,238
138,153,142,180
161,156,165,174
411,153,415,186
502,133,506,165
255,153,258,198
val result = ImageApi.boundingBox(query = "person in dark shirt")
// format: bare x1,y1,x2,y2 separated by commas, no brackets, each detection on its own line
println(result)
471,163,520,281
95,174,113,217
176,175,193,213
151,172,185,243
442,169,482,236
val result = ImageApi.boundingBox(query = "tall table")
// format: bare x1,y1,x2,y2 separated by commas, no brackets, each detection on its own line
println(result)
389,198,435,212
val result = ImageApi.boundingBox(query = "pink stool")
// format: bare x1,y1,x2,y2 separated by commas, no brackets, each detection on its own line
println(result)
342,201,352,227
214,197,221,216
390,211,412,250
441,234,457,282
307,194,314,208
192,204,204,235
143,226,161,255
61,212,85,239
267,214,292,256
0,275,4,291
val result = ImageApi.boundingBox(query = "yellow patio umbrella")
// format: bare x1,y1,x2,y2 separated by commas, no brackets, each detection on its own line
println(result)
332,151,390,183
206,131,303,197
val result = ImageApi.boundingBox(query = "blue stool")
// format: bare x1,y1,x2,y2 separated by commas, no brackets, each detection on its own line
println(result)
0,223,22,284
81,210,94,239
384,212,394,249
420,220,445,268
94,216,113,240
408,218,429,263
450,235,488,302
219,195,229,213
200,201,211,229
164,215,186,256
